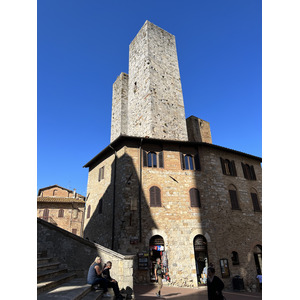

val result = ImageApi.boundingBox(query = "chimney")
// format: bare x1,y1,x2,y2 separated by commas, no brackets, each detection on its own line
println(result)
73,189,76,198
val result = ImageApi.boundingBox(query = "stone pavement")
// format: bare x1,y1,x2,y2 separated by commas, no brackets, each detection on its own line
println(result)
133,284,262,300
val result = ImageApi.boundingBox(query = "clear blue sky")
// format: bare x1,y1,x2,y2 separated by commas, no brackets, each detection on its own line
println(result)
37,0,262,196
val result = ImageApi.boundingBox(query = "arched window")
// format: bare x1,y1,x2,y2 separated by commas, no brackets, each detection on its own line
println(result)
53,189,58,196
148,152,157,167
87,205,91,218
189,188,201,207
180,153,201,170
242,163,257,180
228,185,240,210
220,158,237,176
150,186,161,207
58,209,64,218
143,150,164,168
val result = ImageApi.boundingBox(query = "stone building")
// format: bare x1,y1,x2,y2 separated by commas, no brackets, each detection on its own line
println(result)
83,21,262,290
37,185,86,237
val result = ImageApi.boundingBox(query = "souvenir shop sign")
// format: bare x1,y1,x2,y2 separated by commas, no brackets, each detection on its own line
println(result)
138,252,149,270
149,245,164,251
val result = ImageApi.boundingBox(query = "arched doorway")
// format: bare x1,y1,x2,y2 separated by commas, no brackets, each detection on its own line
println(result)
253,244,262,275
149,235,166,282
194,235,208,285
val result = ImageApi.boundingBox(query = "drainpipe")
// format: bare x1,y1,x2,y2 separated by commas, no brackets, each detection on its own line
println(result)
139,138,143,242
109,145,117,250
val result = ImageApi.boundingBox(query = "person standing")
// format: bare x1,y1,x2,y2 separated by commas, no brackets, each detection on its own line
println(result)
86,256,111,298
207,267,225,300
154,258,163,298
102,261,124,299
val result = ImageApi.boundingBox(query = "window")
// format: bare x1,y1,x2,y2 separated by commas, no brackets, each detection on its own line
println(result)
242,163,256,180
229,186,240,210
220,158,237,176
231,251,239,265
53,189,58,196
58,209,64,218
98,166,105,182
189,188,201,207
87,205,91,218
180,153,201,170
219,259,230,278
72,229,77,235
150,186,161,207
143,151,164,168
98,199,103,214
43,208,49,221
251,192,261,212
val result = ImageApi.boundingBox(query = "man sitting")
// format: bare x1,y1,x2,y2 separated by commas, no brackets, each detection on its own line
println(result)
102,261,124,299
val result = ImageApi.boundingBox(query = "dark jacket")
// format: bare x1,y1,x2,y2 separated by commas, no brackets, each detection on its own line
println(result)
207,275,224,300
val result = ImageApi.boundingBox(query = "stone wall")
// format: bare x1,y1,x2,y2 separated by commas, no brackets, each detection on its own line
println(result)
37,217,134,290
186,116,213,144
83,139,262,291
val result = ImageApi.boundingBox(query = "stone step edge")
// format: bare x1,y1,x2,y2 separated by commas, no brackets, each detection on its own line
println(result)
37,272,77,294
37,278,92,300
37,268,68,282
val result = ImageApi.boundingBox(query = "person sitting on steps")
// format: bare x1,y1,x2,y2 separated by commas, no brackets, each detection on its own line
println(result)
86,256,111,298
102,261,125,299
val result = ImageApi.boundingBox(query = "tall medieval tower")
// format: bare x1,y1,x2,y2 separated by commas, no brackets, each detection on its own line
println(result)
111,21,188,142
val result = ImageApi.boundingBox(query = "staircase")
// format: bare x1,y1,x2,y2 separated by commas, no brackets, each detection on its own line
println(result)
37,251,109,299
37,252,127,300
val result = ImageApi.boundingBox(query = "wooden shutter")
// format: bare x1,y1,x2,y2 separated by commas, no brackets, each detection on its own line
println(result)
180,153,185,169
231,161,237,176
194,153,201,170
220,158,226,174
251,193,261,211
143,150,148,167
190,188,201,207
241,163,247,179
158,151,164,168
150,186,161,207
250,166,257,180
229,190,239,210
58,209,64,218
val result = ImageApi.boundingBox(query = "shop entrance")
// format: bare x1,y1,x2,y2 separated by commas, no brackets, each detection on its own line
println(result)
149,235,168,282
253,244,262,275
193,235,208,286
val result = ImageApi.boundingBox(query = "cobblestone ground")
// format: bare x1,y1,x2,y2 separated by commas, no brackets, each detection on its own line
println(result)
133,284,262,300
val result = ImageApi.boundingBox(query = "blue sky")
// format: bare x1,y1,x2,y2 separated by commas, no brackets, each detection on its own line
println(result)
37,0,262,196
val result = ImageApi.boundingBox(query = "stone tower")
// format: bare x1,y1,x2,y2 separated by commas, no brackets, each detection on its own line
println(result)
110,21,188,143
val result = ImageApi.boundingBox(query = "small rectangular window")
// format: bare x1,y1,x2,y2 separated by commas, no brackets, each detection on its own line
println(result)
98,166,105,182
219,258,230,278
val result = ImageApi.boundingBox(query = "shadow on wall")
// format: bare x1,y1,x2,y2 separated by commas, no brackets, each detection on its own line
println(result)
83,150,159,253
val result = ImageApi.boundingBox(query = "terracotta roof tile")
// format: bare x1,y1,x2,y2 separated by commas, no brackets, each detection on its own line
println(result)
37,197,85,204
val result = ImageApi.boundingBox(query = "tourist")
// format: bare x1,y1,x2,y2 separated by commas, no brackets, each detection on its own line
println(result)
154,257,163,298
102,261,124,299
207,267,225,300
86,256,111,298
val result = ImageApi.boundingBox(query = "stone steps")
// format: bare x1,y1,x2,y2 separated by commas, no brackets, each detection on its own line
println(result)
37,251,128,299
